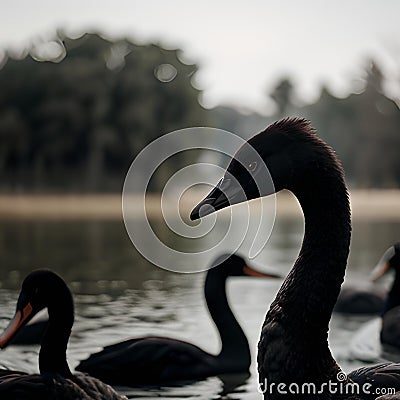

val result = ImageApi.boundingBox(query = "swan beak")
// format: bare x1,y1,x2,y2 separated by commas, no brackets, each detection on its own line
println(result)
0,303,33,349
243,265,281,279
190,185,229,220
190,177,247,220
370,261,390,282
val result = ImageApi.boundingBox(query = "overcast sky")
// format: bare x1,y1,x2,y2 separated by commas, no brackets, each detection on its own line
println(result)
1,0,399,113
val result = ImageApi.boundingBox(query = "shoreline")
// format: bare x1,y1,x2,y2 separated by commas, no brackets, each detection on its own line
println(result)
0,190,399,221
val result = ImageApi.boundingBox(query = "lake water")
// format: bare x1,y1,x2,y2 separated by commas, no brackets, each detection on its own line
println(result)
0,215,399,399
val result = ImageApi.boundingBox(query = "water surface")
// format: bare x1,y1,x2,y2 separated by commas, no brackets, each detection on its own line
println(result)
0,216,399,399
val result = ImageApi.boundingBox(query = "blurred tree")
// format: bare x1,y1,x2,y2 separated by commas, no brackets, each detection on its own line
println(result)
210,60,400,188
0,33,206,192
1,33,399,190
269,77,295,117
353,61,400,187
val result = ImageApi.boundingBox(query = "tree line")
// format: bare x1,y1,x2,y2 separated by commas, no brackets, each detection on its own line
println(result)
212,62,400,188
0,33,206,192
0,32,399,191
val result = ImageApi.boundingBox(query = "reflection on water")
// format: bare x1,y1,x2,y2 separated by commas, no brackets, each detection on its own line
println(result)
0,216,399,398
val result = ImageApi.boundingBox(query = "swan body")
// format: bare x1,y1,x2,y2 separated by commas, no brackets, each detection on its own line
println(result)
335,286,386,315
376,244,400,348
334,245,400,315
349,244,400,360
10,319,47,345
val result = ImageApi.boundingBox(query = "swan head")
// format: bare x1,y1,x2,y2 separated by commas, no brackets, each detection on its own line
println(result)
370,243,400,281
191,117,335,220
210,253,281,279
0,270,73,349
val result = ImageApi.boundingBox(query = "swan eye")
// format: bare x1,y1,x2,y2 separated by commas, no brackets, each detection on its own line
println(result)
248,161,257,172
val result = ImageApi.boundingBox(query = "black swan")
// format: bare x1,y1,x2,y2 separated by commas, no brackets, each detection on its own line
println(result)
374,244,400,348
0,270,126,400
334,244,400,315
76,254,280,385
190,118,400,399
347,244,400,362
334,286,385,315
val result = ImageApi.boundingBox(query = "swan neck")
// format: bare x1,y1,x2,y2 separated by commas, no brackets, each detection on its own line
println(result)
259,171,351,393
204,272,250,368
289,176,352,328
39,296,74,377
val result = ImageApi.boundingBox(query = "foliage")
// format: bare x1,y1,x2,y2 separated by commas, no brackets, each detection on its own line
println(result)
0,33,206,191
212,61,400,188
0,32,398,190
